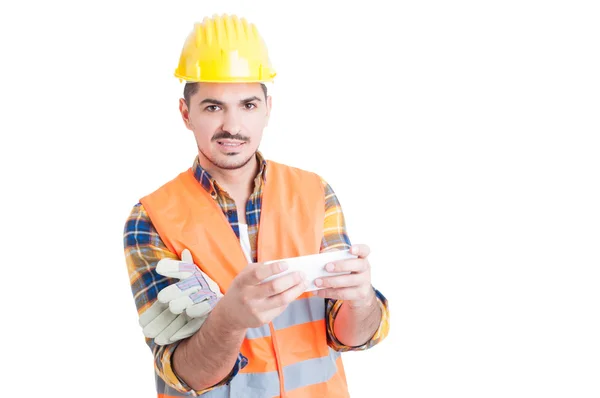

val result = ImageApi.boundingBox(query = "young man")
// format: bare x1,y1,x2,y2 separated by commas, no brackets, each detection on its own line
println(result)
124,14,390,397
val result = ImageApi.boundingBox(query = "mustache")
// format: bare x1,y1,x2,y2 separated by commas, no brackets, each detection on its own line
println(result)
212,131,250,142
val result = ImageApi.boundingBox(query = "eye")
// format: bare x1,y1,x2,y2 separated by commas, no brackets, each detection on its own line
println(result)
244,103,257,110
205,105,221,112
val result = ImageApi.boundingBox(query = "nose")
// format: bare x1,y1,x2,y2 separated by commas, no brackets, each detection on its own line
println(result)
222,108,242,136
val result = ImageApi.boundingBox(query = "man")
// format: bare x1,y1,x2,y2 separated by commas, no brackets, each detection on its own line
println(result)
124,14,390,397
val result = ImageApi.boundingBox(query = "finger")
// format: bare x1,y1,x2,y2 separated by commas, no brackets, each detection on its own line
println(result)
314,273,365,289
156,258,197,279
181,249,193,264
325,258,369,273
155,313,187,345
169,296,194,315
350,244,370,258
259,271,305,298
158,270,223,303
266,277,308,308
139,300,168,327
158,282,200,303
185,300,214,318
245,261,289,285
314,287,372,301
170,316,207,342
142,307,178,338
169,289,218,315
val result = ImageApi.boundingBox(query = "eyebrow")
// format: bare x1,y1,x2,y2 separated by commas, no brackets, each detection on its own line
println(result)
240,96,262,103
199,96,262,106
200,98,225,106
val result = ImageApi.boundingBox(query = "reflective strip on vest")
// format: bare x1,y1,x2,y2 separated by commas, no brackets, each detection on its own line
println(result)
156,348,341,398
246,296,325,340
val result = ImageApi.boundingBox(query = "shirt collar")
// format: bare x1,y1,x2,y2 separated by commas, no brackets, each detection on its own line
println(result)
192,151,268,198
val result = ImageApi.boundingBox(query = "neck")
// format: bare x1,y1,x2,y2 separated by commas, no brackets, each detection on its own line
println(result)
199,153,259,197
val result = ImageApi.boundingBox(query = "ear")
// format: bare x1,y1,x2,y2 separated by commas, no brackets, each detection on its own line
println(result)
265,95,272,126
179,98,193,130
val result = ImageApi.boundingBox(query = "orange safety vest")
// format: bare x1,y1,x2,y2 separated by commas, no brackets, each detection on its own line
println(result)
140,160,350,398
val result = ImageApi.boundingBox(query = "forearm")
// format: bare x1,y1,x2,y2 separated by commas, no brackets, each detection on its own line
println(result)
333,297,382,347
173,301,247,391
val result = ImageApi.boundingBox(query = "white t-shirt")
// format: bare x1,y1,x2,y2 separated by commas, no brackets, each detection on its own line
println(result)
238,223,253,263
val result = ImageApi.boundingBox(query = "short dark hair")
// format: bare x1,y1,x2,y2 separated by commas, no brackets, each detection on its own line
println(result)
184,82,268,106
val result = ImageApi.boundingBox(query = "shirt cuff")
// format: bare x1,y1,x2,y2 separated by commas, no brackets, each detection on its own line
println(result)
326,287,390,352
156,341,248,396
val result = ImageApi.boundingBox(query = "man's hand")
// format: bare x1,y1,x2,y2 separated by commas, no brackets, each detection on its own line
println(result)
313,244,376,308
313,244,383,347
218,261,308,330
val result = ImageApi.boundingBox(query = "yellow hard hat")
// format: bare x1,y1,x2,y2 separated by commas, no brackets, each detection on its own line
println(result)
174,14,276,83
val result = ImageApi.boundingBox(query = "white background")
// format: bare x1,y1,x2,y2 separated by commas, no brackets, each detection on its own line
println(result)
1,0,599,397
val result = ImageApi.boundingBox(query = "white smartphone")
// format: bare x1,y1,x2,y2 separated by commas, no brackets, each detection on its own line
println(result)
259,249,358,292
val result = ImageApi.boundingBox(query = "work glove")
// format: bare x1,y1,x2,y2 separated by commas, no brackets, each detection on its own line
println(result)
138,249,223,345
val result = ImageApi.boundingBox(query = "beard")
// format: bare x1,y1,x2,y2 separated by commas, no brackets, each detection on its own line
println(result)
199,146,256,170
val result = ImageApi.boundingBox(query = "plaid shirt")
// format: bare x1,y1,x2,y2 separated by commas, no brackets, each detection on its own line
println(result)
123,152,390,395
